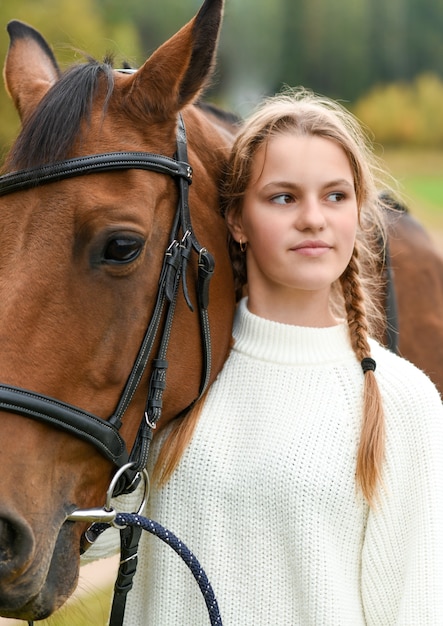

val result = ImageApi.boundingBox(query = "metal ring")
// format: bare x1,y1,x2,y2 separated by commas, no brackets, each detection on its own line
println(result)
105,462,150,511
66,466,150,524
110,468,150,529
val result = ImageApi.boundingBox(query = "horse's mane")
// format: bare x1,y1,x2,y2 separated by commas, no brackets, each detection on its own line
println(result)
196,100,241,126
5,58,115,171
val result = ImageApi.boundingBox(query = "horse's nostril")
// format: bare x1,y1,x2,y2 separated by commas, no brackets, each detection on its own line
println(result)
0,518,18,562
0,511,35,577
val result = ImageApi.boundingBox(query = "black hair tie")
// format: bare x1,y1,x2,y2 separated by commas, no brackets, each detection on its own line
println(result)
361,357,376,373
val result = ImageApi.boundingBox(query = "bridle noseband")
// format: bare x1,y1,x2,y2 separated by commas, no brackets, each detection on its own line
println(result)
0,114,214,496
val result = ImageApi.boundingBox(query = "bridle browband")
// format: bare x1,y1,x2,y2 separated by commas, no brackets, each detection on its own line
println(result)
0,151,191,197
0,114,214,495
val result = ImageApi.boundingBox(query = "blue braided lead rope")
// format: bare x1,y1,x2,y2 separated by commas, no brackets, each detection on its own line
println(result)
114,512,223,626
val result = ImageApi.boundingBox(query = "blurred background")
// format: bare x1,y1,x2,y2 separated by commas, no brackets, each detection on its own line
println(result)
1,0,443,244
0,0,441,622
2,0,443,138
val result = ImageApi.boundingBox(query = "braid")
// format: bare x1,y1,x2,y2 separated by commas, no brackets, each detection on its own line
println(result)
228,237,247,302
341,250,371,358
340,248,385,507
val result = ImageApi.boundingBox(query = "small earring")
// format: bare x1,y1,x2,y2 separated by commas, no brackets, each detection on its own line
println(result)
239,238,247,253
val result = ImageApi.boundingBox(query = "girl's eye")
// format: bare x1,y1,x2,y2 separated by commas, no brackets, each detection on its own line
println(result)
271,193,293,205
327,192,345,202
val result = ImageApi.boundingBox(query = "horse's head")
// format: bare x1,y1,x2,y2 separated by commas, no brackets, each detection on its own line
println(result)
0,0,235,619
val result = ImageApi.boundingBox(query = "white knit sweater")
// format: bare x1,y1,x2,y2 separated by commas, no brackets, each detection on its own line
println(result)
85,298,443,625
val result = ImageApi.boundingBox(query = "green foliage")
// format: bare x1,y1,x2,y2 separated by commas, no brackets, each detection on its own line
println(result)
353,73,443,146
0,0,142,156
3,0,443,152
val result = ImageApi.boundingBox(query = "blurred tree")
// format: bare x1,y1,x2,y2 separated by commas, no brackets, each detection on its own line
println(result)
275,0,443,102
354,73,443,146
0,0,142,156
278,0,387,100
3,0,443,151
94,0,202,56
216,0,284,113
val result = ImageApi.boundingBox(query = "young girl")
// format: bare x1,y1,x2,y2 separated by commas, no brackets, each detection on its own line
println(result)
86,89,443,625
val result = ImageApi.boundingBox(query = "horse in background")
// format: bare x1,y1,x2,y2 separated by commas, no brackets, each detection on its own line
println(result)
384,200,443,395
0,0,442,621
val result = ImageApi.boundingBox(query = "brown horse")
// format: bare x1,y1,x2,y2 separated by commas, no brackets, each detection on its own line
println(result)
385,204,443,395
0,0,443,622
0,0,236,620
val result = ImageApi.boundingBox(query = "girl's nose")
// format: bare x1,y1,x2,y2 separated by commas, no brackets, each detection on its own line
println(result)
295,197,326,230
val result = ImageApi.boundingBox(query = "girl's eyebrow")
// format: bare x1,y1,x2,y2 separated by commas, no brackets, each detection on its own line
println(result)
261,178,354,191
323,178,355,189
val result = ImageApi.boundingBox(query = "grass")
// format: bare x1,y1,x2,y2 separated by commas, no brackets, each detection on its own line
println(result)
0,556,119,626
378,148,443,242
1,584,113,626
406,178,443,211
40,587,113,626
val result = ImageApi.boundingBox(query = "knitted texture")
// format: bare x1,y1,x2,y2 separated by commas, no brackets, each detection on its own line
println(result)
85,298,443,625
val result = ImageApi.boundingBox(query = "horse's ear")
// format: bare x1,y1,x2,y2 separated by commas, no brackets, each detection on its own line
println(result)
3,20,61,123
127,0,224,119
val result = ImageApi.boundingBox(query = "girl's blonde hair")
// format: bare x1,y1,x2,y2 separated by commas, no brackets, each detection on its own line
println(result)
221,87,393,506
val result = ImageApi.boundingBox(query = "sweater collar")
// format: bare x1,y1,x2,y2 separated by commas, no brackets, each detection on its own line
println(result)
232,298,355,365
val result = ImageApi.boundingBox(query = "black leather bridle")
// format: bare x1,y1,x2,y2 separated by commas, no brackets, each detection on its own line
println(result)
0,114,214,497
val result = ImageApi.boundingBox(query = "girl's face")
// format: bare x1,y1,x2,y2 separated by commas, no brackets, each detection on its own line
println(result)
228,133,358,325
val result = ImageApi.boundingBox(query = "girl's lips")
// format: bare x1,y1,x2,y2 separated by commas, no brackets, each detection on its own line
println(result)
291,240,332,256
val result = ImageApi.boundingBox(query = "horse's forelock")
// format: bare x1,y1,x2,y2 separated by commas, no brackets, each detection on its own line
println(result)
6,60,115,170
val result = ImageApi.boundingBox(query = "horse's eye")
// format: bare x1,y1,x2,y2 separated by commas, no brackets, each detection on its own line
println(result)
103,237,144,264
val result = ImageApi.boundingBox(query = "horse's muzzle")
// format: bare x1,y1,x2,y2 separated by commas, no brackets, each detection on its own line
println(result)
0,507,38,615
0,507,34,581
0,509,78,620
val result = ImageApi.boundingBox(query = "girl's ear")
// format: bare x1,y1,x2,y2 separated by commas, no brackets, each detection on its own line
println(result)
226,211,244,244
